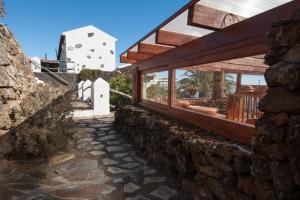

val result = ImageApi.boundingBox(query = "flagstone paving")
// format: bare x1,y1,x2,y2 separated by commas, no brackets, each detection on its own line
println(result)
0,116,180,200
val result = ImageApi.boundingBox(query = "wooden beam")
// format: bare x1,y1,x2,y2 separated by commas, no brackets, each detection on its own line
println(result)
222,57,267,68
156,30,198,46
138,43,173,55
188,4,245,31
120,55,137,64
120,0,200,56
127,51,153,61
136,1,299,71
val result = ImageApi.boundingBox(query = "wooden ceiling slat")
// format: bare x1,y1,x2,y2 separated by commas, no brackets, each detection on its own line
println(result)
137,1,298,70
184,61,266,75
127,51,153,61
222,57,267,68
120,0,200,56
120,55,137,64
138,43,173,55
156,30,199,46
188,4,245,31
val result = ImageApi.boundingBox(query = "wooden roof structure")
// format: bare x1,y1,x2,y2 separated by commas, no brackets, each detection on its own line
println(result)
120,0,298,75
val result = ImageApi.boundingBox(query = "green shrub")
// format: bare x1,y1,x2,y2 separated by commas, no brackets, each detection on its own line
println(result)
79,69,112,82
109,73,132,108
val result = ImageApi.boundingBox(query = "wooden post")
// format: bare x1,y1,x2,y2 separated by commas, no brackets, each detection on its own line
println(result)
168,67,175,107
133,66,140,104
212,71,224,100
236,72,242,93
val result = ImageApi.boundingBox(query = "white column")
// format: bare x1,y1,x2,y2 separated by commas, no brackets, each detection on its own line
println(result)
82,80,92,101
92,78,110,115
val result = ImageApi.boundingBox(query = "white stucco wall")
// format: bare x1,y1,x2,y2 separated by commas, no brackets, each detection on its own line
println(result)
58,25,117,74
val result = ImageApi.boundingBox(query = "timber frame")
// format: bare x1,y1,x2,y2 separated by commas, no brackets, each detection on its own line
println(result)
121,0,300,144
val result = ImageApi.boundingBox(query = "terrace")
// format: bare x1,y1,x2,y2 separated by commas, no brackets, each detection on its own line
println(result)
120,0,297,144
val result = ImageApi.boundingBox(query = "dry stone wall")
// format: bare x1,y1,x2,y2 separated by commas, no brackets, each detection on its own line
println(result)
253,10,300,200
0,24,64,156
114,9,300,200
115,105,254,199
0,24,36,135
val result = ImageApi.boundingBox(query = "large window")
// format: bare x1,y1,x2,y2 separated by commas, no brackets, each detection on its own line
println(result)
142,71,168,104
174,69,236,116
170,66,268,125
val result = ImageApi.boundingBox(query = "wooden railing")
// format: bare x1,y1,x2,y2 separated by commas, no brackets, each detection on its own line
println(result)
226,86,267,124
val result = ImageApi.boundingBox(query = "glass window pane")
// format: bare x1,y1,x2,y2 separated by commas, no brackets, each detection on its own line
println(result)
142,71,168,104
175,69,213,99
241,74,266,85
224,73,237,95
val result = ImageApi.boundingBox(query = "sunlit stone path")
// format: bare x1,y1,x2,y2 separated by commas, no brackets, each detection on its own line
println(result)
0,116,179,200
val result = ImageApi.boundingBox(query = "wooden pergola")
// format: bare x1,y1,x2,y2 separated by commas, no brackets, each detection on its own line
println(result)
120,0,300,144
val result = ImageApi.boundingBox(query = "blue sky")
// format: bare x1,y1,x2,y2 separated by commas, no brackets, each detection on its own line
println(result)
2,0,188,66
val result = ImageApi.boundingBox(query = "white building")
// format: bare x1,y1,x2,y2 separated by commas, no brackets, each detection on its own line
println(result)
30,56,41,72
57,25,117,74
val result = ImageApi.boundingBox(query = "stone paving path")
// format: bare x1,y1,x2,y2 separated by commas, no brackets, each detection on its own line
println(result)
0,116,180,200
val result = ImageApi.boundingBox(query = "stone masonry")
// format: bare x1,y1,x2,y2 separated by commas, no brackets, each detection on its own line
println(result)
253,9,300,199
115,105,253,199
0,25,64,156
0,24,36,135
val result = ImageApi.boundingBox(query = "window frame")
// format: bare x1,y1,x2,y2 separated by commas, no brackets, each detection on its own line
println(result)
136,64,256,144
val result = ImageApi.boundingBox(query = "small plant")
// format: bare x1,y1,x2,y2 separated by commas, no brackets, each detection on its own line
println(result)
79,69,104,82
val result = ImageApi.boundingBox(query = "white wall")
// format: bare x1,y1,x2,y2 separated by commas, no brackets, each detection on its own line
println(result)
59,25,117,74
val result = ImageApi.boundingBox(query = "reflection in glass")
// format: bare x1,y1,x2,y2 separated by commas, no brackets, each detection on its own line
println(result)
142,71,168,104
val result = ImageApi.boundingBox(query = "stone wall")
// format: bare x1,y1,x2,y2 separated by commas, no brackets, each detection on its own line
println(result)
0,24,36,135
0,25,64,156
114,10,300,200
115,105,254,199
252,10,300,199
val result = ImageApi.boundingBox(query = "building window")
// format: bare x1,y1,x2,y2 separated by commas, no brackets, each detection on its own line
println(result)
102,42,106,46
87,55,92,59
88,32,94,37
75,44,82,48
82,65,86,69
99,56,102,60
142,71,168,105
68,46,74,50
90,49,95,52
100,64,104,68
110,50,115,55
